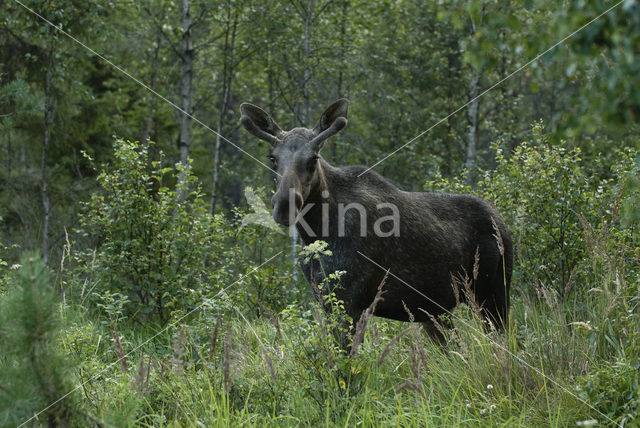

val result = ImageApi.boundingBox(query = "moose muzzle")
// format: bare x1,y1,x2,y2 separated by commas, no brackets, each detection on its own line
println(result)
271,186,303,226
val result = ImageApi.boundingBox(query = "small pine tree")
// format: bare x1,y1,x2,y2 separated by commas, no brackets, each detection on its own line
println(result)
0,254,75,427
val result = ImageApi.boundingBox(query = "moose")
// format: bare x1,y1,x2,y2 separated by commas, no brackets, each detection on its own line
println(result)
240,99,512,347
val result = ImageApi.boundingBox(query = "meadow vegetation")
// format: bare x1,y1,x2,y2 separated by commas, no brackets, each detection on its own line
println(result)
0,133,638,427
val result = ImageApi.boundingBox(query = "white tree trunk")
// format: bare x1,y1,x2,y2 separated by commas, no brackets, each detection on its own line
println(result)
41,36,54,263
211,4,237,214
292,0,315,285
178,0,193,200
142,29,162,144
465,70,480,179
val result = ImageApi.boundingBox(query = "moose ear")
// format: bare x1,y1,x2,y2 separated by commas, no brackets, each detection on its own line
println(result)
310,99,349,152
313,99,349,134
240,103,284,147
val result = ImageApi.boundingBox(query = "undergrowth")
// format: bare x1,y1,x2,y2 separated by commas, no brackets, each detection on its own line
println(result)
1,135,638,427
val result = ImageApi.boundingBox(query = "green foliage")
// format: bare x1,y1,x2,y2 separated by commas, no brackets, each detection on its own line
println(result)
576,286,640,424
554,0,640,132
425,123,639,306
479,123,604,296
619,154,640,226
0,253,76,426
578,359,640,426
233,186,299,315
74,139,239,325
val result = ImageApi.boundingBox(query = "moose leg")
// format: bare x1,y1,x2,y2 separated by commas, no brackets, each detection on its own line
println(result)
479,288,507,331
421,314,452,346
474,238,510,332
475,273,508,332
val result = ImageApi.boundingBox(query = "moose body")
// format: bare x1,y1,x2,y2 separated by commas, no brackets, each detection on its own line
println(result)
240,99,512,345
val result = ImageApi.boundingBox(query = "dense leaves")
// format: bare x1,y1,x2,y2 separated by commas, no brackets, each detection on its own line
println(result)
75,139,239,324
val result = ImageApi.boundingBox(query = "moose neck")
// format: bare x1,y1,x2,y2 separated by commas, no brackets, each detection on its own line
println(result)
295,158,340,244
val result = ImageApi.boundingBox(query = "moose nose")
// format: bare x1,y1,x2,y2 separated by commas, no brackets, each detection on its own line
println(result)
271,191,303,226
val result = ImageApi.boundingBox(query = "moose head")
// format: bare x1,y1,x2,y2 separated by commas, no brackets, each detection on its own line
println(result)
240,99,348,226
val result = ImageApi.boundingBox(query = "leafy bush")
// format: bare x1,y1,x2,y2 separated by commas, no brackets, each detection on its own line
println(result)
74,139,240,325
479,124,606,297
425,123,640,304
233,186,299,316
424,125,640,424
616,152,640,227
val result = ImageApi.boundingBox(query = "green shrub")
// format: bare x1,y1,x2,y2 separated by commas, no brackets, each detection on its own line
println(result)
577,324,640,425
478,124,605,297
425,122,639,300
74,139,241,325
234,186,299,316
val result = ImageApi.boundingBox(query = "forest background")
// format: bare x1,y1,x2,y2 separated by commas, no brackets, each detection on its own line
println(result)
0,0,639,426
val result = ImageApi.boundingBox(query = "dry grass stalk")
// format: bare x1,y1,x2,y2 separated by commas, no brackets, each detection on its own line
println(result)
577,212,595,253
536,279,557,309
134,354,151,393
395,380,422,395
313,306,333,366
377,327,411,367
171,324,188,374
399,301,429,377
260,345,277,383
473,246,480,281
259,303,282,340
209,311,223,361
563,266,578,298
401,300,415,322
417,308,448,342
450,272,461,305
457,270,483,321
410,328,429,373
350,271,388,357
396,334,427,397
157,357,172,383
58,227,71,305
223,324,232,394
111,327,128,372
313,307,327,342
369,316,379,341
611,187,623,224
491,216,505,257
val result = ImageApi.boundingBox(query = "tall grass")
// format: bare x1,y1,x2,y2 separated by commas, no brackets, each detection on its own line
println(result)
7,141,637,427
57,218,637,427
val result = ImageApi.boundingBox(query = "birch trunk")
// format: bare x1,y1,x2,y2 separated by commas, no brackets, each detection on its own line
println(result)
465,70,480,181
464,12,482,184
41,35,54,264
333,0,348,162
292,0,315,285
178,0,193,201
142,29,162,145
210,4,237,214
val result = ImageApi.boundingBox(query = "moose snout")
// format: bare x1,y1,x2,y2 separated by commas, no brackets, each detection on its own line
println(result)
271,190,303,226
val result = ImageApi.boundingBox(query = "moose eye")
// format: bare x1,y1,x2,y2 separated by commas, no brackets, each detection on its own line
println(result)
268,155,278,167
308,155,319,169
